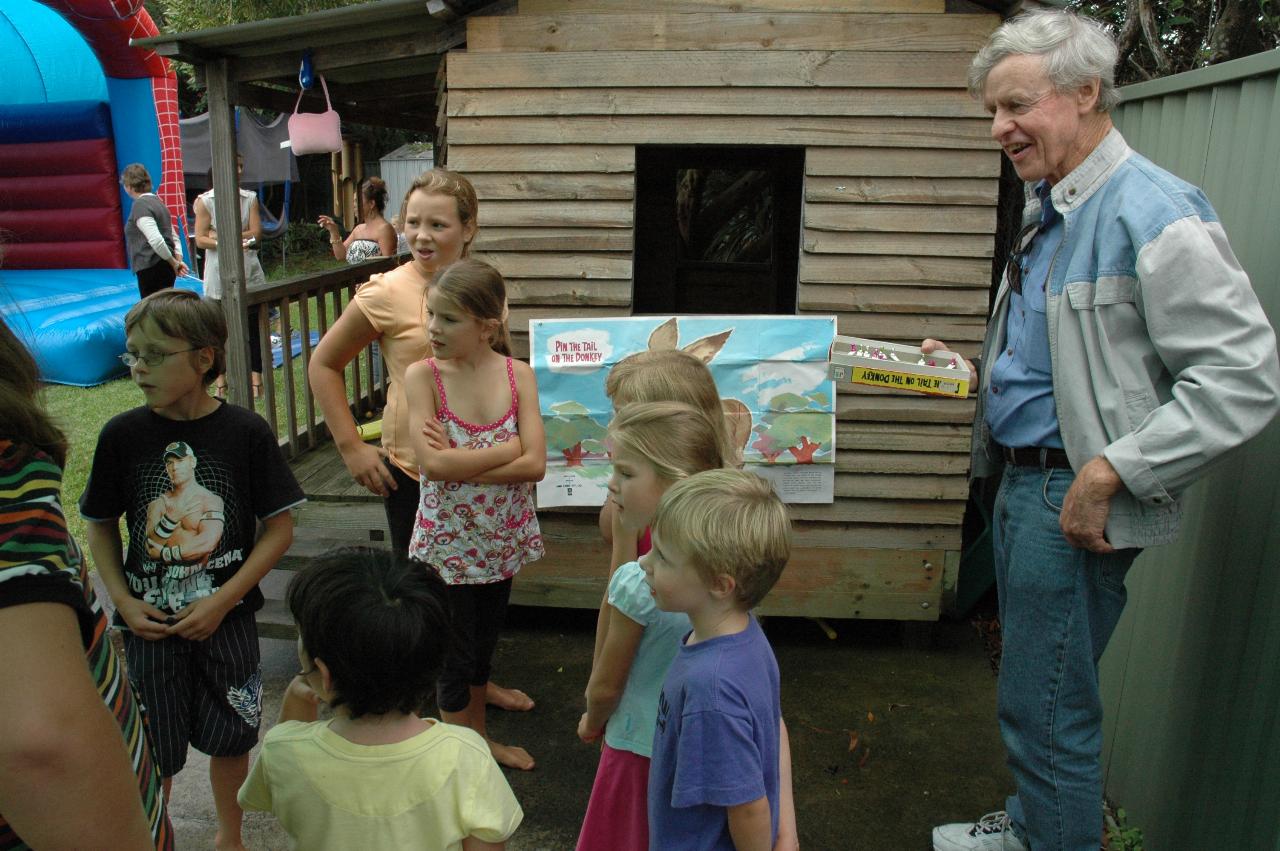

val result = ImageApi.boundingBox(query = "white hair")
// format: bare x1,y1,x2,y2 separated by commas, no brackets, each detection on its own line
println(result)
969,8,1121,113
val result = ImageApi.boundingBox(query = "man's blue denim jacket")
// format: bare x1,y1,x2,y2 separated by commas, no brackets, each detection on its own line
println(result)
971,128,1280,548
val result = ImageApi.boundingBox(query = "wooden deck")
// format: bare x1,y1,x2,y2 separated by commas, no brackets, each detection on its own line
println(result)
260,439,951,639
284,439,616,603
264,440,614,638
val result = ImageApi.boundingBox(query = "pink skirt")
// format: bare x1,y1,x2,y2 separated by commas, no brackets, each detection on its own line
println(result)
576,743,651,851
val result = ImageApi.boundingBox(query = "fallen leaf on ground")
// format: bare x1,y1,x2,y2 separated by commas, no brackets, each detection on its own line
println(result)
867,711,876,723
847,731,859,752
858,745,872,768
888,703,911,712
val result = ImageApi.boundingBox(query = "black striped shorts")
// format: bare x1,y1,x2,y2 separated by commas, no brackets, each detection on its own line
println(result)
123,610,262,777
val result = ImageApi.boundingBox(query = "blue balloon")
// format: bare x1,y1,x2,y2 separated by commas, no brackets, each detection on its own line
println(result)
299,48,315,90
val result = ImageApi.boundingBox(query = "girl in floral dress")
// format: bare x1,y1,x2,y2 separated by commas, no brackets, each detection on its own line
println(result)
405,258,545,771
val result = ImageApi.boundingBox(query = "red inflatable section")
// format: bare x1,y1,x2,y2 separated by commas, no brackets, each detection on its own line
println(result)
151,76,184,230
37,1,168,78
37,0,186,230
0,138,124,269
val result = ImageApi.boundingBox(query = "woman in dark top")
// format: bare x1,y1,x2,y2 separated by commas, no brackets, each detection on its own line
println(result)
122,163,188,300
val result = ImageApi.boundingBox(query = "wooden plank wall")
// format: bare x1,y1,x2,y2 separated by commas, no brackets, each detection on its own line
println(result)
445,1,1001,619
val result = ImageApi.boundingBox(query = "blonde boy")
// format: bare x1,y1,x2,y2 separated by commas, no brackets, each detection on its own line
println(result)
644,469,791,851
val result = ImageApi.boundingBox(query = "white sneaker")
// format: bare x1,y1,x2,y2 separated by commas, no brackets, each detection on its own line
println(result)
932,811,1029,851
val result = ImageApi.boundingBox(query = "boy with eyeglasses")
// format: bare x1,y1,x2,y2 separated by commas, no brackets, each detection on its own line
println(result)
81,289,304,851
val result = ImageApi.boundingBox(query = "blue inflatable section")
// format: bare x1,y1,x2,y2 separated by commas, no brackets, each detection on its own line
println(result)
1,270,203,386
0,0,106,106
0,98,112,142
0,0,194,386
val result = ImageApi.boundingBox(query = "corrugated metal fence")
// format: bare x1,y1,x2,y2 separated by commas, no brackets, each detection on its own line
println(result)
1101,49,1280,850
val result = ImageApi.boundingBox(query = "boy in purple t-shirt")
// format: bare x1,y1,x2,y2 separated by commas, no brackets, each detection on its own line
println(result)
644,469,792,851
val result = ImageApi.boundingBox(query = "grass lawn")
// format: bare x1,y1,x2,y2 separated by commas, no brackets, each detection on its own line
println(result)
46,377,142,552
45,247,364,552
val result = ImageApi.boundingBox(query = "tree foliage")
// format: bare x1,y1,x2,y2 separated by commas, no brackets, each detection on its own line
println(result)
149,0,360,35
145,0,368,112
1070,0,1280,85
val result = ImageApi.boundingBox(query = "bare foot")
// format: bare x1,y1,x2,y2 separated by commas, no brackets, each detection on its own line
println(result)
485,681,534,712
490,740,535,771
213,833,248,851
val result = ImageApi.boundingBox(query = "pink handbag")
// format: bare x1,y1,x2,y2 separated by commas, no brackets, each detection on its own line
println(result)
288,74,342,155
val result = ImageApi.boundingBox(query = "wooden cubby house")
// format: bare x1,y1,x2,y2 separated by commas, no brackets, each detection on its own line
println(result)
444,0,1002,620
139,0,1006,627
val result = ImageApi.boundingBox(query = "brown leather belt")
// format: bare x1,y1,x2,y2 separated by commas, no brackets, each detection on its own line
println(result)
997,444,1072,469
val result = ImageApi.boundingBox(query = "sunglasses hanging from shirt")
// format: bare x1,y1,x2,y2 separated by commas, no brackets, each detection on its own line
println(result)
1006,221,1045,296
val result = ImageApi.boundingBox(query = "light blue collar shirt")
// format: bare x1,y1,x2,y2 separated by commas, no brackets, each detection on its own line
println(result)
985,180,1065,449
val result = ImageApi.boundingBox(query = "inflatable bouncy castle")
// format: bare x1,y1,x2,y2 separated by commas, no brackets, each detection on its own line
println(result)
0,0,201,386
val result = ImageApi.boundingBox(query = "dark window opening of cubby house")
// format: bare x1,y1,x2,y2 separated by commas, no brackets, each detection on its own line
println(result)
632,146,803,316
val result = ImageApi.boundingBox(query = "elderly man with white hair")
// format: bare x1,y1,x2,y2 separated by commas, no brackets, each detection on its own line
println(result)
926,9,1280,851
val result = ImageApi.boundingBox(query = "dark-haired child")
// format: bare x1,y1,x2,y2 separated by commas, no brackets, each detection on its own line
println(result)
239,547,522,850
80,289,304,851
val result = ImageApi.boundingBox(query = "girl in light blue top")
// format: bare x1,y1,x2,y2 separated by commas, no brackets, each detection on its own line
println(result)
575,401,729,851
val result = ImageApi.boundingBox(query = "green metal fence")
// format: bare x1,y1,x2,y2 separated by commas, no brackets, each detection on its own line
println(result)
1101,49,1280,850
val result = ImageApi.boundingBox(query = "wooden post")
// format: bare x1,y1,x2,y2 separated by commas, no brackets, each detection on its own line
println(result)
330,151,342,220
341,139,356,230
206,58,252,410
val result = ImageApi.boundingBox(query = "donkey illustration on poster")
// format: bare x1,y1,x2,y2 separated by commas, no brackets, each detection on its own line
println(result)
645,317,753,460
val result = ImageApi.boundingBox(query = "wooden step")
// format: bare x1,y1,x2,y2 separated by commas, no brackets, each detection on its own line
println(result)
275,525,390,572
256,597,297,641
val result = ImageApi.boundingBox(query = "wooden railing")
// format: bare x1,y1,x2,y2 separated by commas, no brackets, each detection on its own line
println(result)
243,255,406,458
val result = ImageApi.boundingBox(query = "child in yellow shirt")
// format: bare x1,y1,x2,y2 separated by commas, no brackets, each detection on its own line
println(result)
239,547,522,850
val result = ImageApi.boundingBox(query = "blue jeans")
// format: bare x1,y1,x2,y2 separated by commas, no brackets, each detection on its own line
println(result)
992,463,1138,851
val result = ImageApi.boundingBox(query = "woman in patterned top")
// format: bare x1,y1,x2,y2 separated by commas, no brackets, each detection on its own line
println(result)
318,176,398,264
0,315,173,850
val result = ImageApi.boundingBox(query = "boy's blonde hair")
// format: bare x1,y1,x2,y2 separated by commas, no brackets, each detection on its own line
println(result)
608,401,728,483
652,469,790,609
124,290,227,386
605,349,733,463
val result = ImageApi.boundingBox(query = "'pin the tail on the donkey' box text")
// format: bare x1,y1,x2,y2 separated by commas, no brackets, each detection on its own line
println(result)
828,335,972,399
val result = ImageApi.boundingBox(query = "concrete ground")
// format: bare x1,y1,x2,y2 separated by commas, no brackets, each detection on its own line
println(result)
165,574,1011,850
